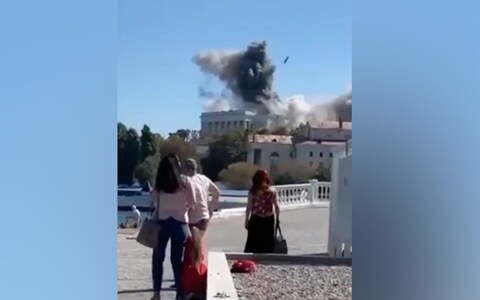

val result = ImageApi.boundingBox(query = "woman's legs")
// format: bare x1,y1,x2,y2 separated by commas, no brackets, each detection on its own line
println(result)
169,218,189,297
152,221,170,293
244,215,275,253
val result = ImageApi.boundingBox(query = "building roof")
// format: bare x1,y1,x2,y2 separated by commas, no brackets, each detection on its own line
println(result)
309,121,352,130
248,134,292,144
295,141,346,147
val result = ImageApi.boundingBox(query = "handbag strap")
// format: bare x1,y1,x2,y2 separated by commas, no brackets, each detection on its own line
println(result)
275,221,283,238
149,190,160,218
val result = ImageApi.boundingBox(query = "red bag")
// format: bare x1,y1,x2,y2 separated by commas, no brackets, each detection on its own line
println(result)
230,260,257,273
181,236,207,297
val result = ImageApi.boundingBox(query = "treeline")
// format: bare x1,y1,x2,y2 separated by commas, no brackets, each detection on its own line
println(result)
118,122,330,188
117,123,197,185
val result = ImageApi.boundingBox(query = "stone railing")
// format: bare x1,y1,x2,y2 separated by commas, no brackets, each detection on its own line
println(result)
273,180,331,207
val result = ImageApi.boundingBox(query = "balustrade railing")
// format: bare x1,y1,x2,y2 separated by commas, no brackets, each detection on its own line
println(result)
273,180,331,206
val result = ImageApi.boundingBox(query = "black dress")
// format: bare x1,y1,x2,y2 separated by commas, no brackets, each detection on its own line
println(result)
244,191,275,253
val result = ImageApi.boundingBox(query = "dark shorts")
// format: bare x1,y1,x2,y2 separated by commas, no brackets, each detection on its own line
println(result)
189,218,209,232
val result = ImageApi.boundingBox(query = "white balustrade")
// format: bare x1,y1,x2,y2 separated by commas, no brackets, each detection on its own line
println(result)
273,181,331,207
273,183,311,206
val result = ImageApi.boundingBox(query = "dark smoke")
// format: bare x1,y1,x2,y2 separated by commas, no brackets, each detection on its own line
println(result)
193,41,352,126
193,41,278,114
330,89,352,121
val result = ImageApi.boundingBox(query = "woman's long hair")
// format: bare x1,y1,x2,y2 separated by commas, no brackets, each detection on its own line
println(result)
154,153,183,193
249,169,271,194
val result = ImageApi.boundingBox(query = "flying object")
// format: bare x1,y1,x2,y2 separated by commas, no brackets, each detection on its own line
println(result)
283,56,289,64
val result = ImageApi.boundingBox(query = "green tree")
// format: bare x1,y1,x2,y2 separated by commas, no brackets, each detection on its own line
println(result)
313,164,331,181
219,162,259,190
201,132,247,181
272,163,316,185
139,125,157,162
134,154,161,186
117,123,140,185
160,135,197,164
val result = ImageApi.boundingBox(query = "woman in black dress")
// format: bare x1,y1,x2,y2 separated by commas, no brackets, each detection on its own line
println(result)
244,169,280,253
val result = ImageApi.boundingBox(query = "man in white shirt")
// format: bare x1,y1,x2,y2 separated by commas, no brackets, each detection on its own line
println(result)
184,158,220,232
131,205,142,227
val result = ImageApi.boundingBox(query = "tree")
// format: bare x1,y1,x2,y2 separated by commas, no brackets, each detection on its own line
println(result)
134,154,161,186
272,163,316,185
139,125,157,162
169,129,191,141
201,132,247,181
160,135,197,164
313,164,331,181
219,162,259,190
117,123,140,185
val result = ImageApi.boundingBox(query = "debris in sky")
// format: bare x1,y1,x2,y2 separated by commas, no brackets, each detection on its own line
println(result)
283,56,289,64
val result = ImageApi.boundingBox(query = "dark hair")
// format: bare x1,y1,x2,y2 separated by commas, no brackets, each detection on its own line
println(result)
154,153,184,193
249,169,271,194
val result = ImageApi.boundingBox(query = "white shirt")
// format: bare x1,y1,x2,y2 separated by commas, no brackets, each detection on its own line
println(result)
132,208,141,222
188,174,214,224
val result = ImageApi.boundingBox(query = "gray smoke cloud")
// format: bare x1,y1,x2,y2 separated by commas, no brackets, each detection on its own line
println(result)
193,41,352,127
193,41,279,114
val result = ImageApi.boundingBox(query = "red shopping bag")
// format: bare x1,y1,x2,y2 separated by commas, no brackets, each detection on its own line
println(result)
182,235,207,297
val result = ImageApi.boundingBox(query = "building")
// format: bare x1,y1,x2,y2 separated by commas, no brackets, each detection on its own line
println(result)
200,110,288,138
196,109,352,174
246,134,347,172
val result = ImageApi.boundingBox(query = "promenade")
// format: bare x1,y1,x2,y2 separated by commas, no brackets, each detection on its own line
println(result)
118,206,329,299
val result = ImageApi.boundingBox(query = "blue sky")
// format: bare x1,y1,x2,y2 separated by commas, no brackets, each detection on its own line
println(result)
118,0,351,136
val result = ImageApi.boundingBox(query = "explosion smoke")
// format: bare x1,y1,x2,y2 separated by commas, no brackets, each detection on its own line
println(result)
193,41,352,127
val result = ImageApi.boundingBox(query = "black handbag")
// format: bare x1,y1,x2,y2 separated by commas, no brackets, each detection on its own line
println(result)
273,222,288,254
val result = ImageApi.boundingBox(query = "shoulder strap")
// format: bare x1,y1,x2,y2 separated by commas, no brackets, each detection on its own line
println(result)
276,222,283,238
149,190,160,218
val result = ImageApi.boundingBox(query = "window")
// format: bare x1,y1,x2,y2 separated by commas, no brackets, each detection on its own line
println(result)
309,151,313,157
329,152,333,158
289,152,293,158
320,152,323,157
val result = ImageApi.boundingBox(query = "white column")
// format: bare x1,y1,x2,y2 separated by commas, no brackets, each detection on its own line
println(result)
308,179,318,203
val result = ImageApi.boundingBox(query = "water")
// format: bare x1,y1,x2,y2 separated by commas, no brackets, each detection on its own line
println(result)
117,188,248,226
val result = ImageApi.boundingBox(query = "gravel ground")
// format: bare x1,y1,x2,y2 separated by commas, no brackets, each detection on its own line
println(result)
230,262,352,300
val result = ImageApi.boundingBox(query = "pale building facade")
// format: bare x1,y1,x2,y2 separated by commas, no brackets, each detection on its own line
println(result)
200,110,288,138
246,135,346,172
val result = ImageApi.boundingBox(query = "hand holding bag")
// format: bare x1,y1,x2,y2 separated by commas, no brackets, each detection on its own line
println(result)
273,221,288,254
136,193,162,249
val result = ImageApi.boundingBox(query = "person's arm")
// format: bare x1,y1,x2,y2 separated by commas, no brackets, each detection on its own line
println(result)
244,193,252,229
150,189,158,218
272,190,280,221
208,180,220,217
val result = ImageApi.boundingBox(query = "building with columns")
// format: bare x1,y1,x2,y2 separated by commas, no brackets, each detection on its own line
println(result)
200,110,288,138
195,109,352,174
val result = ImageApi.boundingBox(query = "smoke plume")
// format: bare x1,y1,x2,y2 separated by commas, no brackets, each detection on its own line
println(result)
193,41,352,127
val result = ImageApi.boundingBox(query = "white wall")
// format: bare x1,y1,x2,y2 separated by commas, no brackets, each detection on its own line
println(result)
328,142,352,258
246,142,293,170
294,142,335,169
